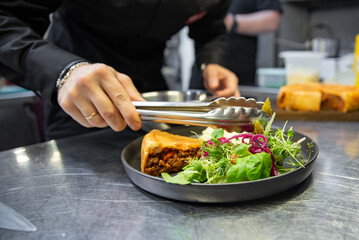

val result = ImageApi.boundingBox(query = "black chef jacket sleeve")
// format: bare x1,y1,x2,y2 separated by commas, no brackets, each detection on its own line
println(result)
0,1,88,104
187,0,230,68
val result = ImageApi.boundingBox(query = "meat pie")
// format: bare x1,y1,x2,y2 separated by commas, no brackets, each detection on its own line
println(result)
277,83,359,112
141,129,201,177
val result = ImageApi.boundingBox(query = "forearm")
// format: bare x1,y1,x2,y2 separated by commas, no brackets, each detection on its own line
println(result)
188,0,230,68
194,35,227,68
231,10,280,36
0,2,86,104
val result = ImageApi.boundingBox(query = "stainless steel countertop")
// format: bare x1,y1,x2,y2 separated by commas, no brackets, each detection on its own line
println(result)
1,121,359,240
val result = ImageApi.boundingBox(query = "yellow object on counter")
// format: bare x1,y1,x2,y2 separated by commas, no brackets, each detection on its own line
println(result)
354,34,359,88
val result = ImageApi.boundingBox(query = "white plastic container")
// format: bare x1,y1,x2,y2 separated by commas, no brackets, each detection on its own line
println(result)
280,51,325,85
256,68,286,88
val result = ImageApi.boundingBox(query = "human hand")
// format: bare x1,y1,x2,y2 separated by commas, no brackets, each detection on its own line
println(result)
202,64,240,98
224,13,235,32
57,63,145,132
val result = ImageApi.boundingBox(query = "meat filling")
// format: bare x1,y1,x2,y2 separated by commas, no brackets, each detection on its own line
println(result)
144,148,201,176
321,94,344,112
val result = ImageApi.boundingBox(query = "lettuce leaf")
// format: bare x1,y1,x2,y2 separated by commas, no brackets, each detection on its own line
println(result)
161,160,206,185
226,152,272,182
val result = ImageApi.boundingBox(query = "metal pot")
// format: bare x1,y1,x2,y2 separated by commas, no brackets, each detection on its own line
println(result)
276,23,340,58
310,37,340,58
307,23,340,58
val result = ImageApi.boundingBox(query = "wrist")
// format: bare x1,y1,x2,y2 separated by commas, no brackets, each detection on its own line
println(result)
201,63,207,71
56,61,90,92
231,16,238,34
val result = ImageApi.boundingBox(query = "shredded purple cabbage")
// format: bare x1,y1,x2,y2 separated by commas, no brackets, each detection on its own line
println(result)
204,133,279,176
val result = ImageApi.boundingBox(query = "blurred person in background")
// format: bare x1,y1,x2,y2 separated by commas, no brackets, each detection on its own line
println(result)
0,0,239,140
224,0,282,86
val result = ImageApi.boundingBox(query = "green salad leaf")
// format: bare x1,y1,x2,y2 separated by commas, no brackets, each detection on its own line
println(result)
211,128,224,139
235,144,251,158
226,152,272,182
161,161,206,185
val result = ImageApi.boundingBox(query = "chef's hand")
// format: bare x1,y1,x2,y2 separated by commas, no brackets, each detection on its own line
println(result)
57,63,145,131
224,13,235,32
202,64,240,98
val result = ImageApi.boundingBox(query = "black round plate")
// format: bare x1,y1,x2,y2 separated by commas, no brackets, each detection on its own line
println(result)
121,126,319,203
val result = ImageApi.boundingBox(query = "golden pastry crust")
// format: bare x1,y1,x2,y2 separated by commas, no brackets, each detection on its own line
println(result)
277,83,359,112
321,84,359,112
277,83,322,112
141,129,201,176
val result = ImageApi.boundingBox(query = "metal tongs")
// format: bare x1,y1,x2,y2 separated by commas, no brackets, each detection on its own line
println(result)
133,97,271,132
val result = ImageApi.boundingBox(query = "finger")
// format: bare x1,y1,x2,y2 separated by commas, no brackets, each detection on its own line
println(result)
70,80,127,131
215,81,240,98
218,83,236,97
211,74,240,98
213,88,237,98
101,74,142,131
204,67,220,90
114,72,145,101
88,88,128,131
59,100,93,128
72,96,109,128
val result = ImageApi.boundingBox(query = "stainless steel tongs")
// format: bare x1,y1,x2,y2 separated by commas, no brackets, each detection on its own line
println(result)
133,97,271,132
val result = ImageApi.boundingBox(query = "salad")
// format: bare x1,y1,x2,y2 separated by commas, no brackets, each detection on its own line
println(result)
161,100,313,185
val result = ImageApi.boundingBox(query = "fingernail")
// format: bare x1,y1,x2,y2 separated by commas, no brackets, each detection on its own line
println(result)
131,121,141,131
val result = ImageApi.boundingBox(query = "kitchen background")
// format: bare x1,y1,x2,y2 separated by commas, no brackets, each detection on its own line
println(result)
166,0,359,90
1,0,359,150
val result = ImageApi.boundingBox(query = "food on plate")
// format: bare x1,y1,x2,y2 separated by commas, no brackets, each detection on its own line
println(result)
160,115,311,185
140,98,313,185
141,120,312,185
141,129,201,176
261,97,274,116
277,83,359,112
